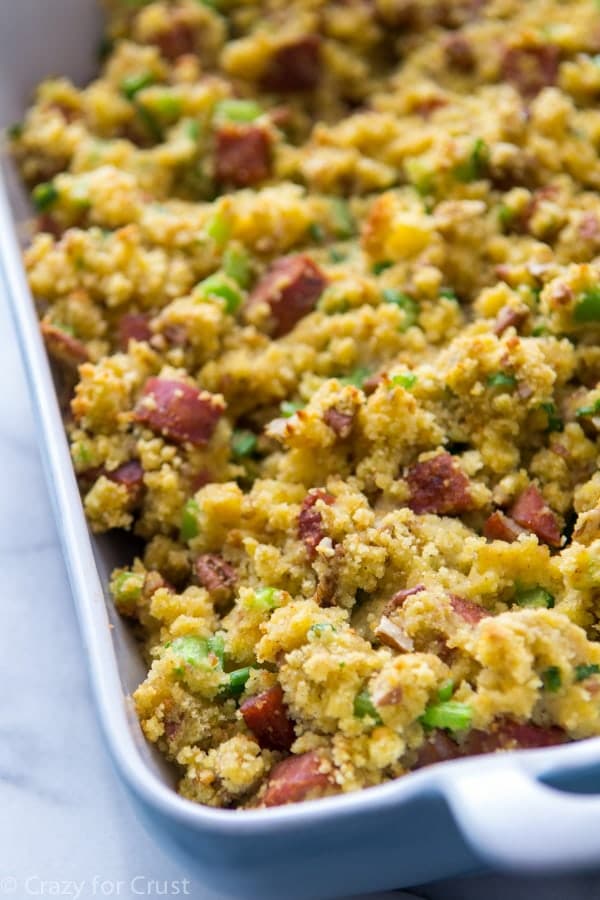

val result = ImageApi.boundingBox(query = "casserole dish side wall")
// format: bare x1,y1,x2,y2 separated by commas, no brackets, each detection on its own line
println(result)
4,3,600,897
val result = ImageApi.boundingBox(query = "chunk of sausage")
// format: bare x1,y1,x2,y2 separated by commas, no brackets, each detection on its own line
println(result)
414,719,566,769
493,306,528,337
407,452,473,516
214,124,272,188
383,584,425,615
190,468,213,491
483,510,525,543
509,485,562,547
260,35,321,93
106,460,145,506
298,489,335,560
413,96,448,119
362,371,385,395
501,45,560,98
262,751,332,807
41,321,88,368
487,719,567,750
450,594,489,624
414,730,463,769
153,21,196,60
117,313,152,350
444,34,475,71
240,685,295,751
324,407,354,438
134,378,224,446
36,214,63,239
247,255,327,337
195,553,237,597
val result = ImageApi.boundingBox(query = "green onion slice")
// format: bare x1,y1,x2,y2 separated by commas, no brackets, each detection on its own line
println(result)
574,287,600,323
574,663,600,682
382,288,419,329
223,666,251,698
214,98,263,123
121,71,155,99
391,373,417,389
437,679,455,702
354,690,383,724
514,586,555,609
197,273,243,314
420,700,473,732
223,245,251,288
542,666,561,693
232,429,257,459
32,181,59,211
180,498,200,541
487,372,517,389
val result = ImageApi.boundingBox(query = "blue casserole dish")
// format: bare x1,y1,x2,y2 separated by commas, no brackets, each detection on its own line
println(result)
3,3,600,897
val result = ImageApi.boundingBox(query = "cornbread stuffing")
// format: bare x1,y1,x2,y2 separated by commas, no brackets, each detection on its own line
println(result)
11,0,600,808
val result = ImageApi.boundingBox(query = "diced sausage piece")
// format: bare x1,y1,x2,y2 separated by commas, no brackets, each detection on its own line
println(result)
414,719,566,770
190,469,213,491
247,255,327,337
450,594,489,624
117,313,152,350
462,719,567,755
493,306,528,336
509,485,562,548
298,489,335,560
489,150,538,192
491,719,567,750
260,35,321,93
195,553,237,597
414,730,463,769
407,452,474,516
77,465,103,490
153,21,196,60
240,685,296,751
483,510,525,543
413,96,448,119
362,372,384,395
215,124,272,188
36,214,63,239
262,751,332,807
41,321,88,368
444,34,475,71
324,407,354,438
383,583,426,615
501,45,560,98
106,460,145,506
134,378,224,446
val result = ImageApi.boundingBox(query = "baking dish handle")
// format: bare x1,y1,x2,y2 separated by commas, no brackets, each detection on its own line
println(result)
446,766,600,872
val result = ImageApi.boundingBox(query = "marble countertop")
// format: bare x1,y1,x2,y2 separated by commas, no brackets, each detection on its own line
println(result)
2,289,600,900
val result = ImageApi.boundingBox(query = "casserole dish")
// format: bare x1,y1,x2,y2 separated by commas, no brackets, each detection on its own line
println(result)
3,1,600,897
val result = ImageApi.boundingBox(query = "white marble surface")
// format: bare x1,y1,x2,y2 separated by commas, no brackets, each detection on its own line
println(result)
2,289,600,900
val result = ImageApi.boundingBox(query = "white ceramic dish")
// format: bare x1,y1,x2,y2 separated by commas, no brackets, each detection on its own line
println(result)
3,3,600,897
